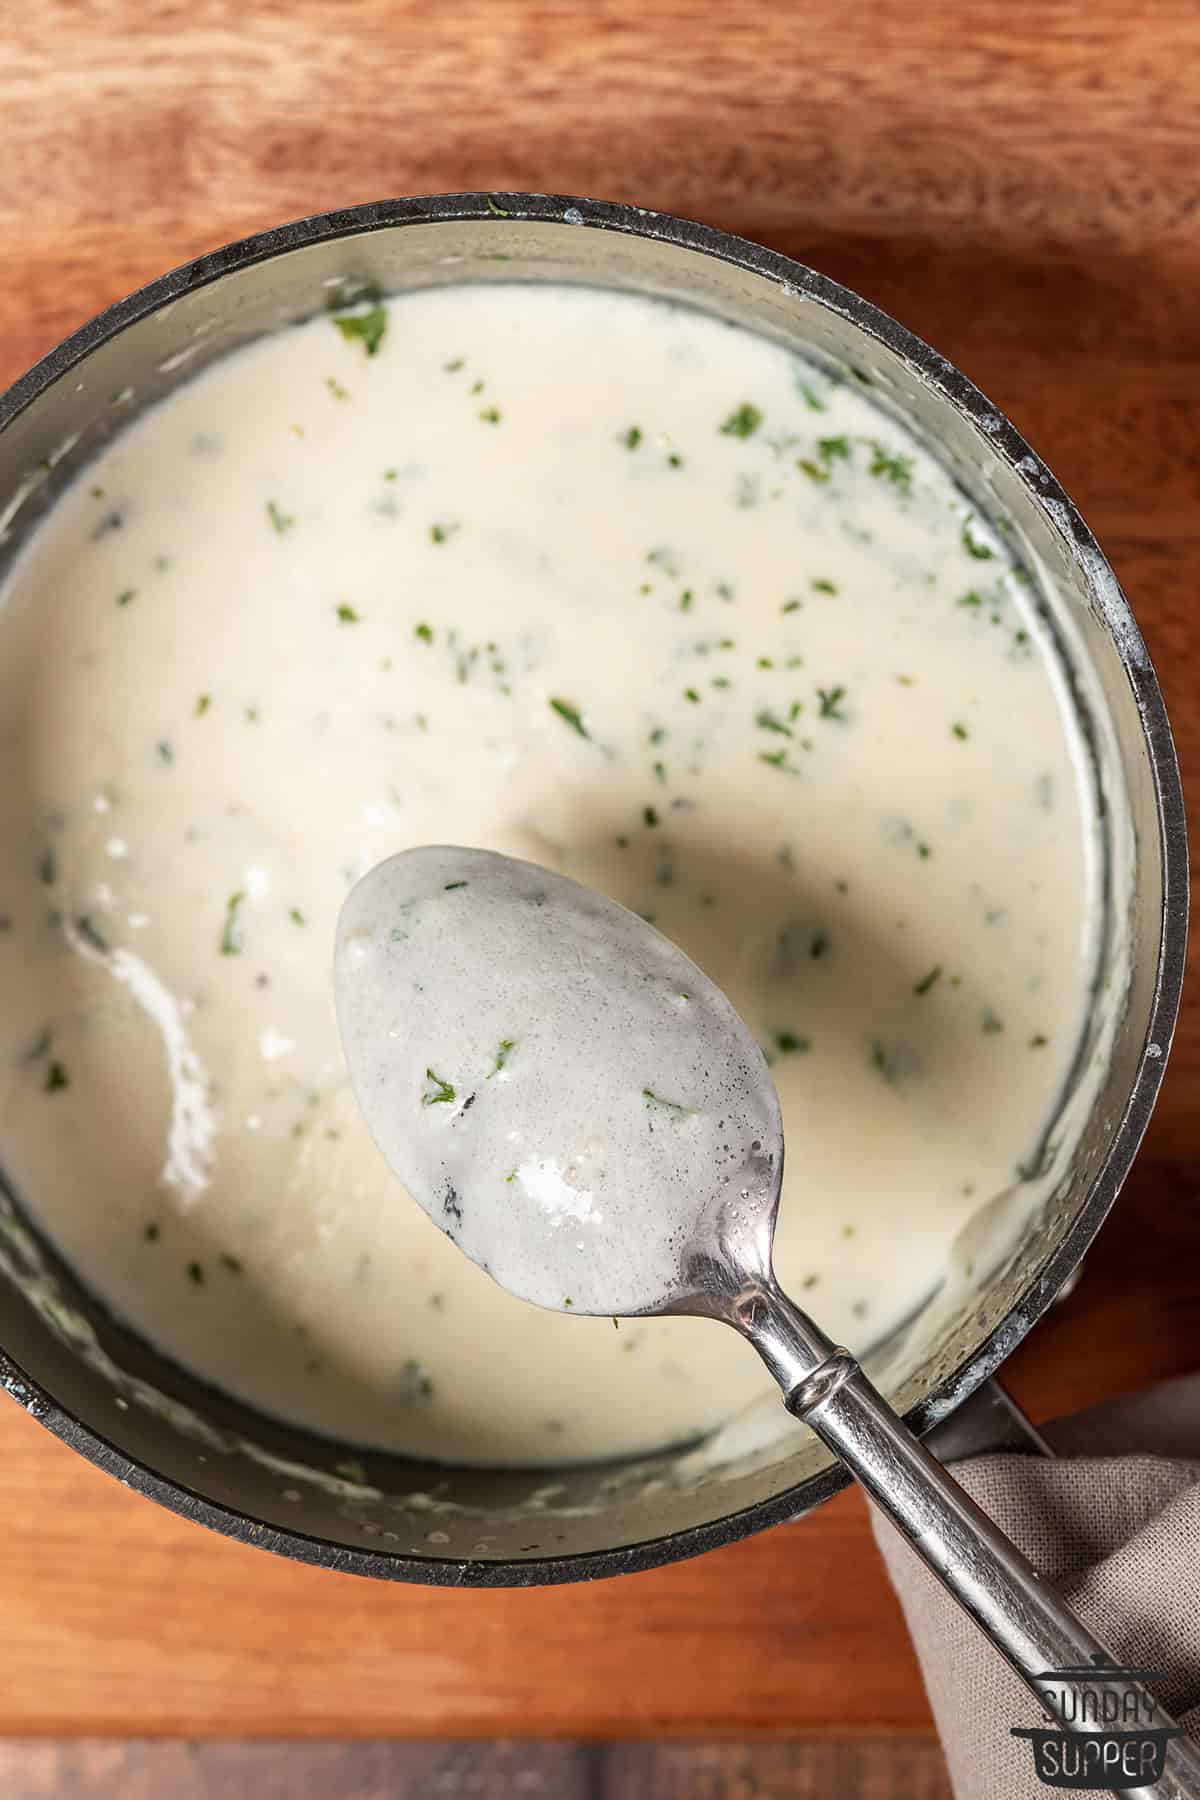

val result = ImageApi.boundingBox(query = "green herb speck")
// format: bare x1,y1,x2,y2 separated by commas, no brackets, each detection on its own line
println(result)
962,520,994,560
490,1038,516,1076
720,403,763,439
549,697,590,739
187,1261,205,1286
333,304,387,357
812,578,838,595
289,907,306,926
116,588,136,607
774,1031,810,1053
756,708,793,737
623,426,642,449
478,406,502,424
43,1060,69,1093
643,806,659,828
336,604,360,624
422,1068,456,1106
414,622,433,644
952,721,969,741
266,500,293,535
684,687,700,703
817,685,847,720
867,443,913,492
914,965,943,996
220,890,246,956
1029,1033,1049,1048
195,694,211,717
430,521,460,544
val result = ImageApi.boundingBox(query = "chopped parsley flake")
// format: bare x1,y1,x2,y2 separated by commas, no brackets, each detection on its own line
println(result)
1029,1033,1049,1048
817,685,847,719
414,622,433,644
812,578,838,595
489,1038,516,1076
333,304,388,357
914,965,943,996
549,697,590,739
952,721,969,740
116,588,136,607
195,694,211,717
623,426,642,449
720,403,763,439
756,708,793,737
266,500,293,535
478,406,502,424
774,1031,810,1053
336,604,360,624
422,1068,456,1106
643,806,659,828
43,1060,69,1093
962,521,994,560
289,907,306,926
220,890,246,956
430,521,460,544
867,443,913,492
684,687,700,703
758,748,798,774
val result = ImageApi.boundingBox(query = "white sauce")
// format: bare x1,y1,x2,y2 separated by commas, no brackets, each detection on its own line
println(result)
335,845,782,1316
0,283,1097,1465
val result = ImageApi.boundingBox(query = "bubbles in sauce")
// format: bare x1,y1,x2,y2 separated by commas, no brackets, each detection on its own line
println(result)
0,283,1097,1465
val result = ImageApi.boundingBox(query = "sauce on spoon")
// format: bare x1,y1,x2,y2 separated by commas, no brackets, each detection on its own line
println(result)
335,845,781,1317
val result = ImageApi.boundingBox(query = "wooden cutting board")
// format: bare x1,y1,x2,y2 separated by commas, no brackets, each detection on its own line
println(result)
0,0,1196,1738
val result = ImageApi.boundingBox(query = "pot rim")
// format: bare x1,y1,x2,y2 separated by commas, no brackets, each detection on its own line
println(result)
0,191,1187,1585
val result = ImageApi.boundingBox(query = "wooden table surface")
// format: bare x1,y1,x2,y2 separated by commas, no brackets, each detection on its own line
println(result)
1,0,1198,1743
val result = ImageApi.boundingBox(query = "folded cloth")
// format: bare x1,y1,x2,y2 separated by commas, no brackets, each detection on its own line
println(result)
871,1372,1200,1800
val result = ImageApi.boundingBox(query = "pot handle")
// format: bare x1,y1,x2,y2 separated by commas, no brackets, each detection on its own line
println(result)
925,1375,1052,1462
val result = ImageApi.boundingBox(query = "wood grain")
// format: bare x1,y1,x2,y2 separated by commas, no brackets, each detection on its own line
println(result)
0,1740,953,1799
0,0,1197,1741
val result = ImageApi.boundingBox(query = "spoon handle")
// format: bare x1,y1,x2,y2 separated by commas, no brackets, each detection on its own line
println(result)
740,1284,1200,1800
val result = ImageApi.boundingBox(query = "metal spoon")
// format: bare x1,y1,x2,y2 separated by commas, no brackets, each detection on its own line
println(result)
336,846,1200,1798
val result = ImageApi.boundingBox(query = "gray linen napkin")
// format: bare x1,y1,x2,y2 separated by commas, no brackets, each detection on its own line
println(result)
871,1373,1200,1799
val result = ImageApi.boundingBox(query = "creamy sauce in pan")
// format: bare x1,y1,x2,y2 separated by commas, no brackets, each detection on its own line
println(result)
0,283,1096,1464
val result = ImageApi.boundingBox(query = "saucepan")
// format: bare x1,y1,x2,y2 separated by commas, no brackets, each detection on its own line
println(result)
0,195,1184,1584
